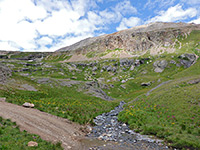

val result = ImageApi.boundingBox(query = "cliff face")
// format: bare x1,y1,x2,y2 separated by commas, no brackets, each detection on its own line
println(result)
57,22,200,56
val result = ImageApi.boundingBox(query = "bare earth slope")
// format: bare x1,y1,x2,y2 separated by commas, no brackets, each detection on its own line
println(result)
0,101,84,150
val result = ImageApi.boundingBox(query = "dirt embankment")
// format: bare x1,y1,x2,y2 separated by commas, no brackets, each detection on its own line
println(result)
0,101,85,150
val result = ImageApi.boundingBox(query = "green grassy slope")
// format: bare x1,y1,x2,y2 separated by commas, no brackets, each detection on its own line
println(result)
118,59,200,149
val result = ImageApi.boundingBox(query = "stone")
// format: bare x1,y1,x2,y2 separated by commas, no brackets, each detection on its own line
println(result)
178,53,197,68
106,66,112,72
154,67,164,73
187,79,200,84
92,66,98,71
130,65,135,71
71,76,77,80
179,53,196,62
121,80,126,83
112,67,117,72
153,60,168,72
28,141,38,147
170,60,176,64
0,97,6,102
141,82,151,86
23,102,35,108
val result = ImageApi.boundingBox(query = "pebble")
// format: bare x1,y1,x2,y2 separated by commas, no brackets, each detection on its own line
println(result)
88,101,169,150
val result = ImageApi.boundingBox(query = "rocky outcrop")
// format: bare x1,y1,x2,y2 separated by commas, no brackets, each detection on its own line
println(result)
153,60,168,73
84,81,114,101
57,22,200,56
178,53,197,68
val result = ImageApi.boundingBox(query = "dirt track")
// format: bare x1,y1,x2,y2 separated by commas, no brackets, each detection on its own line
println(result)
0,101,85,150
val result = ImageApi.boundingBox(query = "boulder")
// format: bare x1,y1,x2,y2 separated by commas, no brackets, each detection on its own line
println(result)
106,66,112,72
23,102,35,108
170,60,176,64
187,79,200,84
141,82,151,86
130,65,135,71
28,141,38,147
0,97,6,102
92,66,98,71
178,53,196,62
121,80,126,83
153,60,168,72
178,53,197,68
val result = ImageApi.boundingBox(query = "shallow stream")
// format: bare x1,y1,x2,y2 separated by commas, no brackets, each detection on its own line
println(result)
80,101,171,150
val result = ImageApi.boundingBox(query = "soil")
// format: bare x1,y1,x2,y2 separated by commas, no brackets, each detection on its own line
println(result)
0,101,85,150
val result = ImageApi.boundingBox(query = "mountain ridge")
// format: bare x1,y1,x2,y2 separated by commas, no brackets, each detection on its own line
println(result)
57,22,200,53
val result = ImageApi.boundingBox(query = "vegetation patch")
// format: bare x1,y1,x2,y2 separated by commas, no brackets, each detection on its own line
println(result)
0,117,63,150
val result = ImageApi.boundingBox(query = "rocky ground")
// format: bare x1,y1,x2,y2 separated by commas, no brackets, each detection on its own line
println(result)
87,102,170,150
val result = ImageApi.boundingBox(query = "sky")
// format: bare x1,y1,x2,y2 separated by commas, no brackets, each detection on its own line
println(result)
0,0,200,52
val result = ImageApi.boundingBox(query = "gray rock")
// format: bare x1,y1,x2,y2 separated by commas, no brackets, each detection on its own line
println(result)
153,60,168,72
0,97,6,102
170,60,176,64
187,78,200,84
178,53,197,68
23,102,34,108
154,67,164,73
120,85,126,89
141,82,151,86
179,53,196,62
121,80,126,83
130,65,135,71
112,67,117,72
106,66,112,72
92,66,98,71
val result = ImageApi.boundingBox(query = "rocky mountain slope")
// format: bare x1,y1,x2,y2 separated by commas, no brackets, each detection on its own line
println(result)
57,22,200,61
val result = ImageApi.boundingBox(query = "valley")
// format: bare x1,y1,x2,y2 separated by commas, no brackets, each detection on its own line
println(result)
0,22,200,149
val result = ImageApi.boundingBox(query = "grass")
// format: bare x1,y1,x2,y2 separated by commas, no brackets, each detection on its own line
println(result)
0,117,63,150
0,78,118,125
118,60,200,149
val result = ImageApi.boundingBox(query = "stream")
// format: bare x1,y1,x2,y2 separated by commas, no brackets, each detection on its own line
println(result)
80,101,171,150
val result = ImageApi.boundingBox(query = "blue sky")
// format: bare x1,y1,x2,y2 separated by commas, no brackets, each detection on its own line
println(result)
0,0,199,52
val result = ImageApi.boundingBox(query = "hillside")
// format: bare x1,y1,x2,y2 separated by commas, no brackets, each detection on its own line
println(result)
0,22,200,149
57,22,200,62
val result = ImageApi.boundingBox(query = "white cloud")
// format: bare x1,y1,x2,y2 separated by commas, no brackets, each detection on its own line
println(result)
147,4,197,23
0,41,20,51
116,17,141,31
190,17,200,24
37,37,53,46
0,0,103,51
144,0,176,9
115,0,137,15
181,0,200,5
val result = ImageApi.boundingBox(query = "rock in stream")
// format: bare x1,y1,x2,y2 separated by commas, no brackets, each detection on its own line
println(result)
87,101,170,150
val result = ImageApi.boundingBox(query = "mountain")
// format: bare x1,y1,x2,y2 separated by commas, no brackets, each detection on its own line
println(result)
0,22,200,149
57,22,200,61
